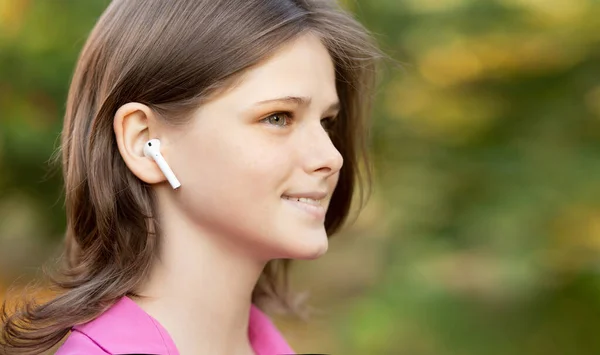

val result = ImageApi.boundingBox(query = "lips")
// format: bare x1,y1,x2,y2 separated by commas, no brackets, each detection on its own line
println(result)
282,195,322,206
281,191,328,220
282,191,327,201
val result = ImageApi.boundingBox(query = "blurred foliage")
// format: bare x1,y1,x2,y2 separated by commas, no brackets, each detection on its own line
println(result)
2,0,600,354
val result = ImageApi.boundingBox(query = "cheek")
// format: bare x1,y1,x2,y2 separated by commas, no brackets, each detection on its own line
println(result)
212,136,290,196
172,127,293,220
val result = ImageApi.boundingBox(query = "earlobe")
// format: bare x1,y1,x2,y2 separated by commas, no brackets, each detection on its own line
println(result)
113,102,168,186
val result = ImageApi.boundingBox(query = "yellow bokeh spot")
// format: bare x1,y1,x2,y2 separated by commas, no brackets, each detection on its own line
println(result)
418,44,483,87
543,205,600,273
0,0,29,37
385,76,504,145
500,0,589,24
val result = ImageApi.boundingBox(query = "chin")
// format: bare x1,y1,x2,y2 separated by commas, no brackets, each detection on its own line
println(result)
303,244,328,260
283,231,329,260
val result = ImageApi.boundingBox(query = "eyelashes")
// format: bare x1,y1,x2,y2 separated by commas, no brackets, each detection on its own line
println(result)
262,112,292,127
320,116,336,131
260,111,337,131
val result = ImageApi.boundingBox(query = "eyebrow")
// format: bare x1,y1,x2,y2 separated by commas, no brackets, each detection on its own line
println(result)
254,96,340,114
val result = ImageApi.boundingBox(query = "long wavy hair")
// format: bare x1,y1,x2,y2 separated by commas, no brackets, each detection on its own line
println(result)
0,0,381,353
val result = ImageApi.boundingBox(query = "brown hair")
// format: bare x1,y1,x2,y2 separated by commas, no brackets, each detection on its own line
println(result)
0,0,381,353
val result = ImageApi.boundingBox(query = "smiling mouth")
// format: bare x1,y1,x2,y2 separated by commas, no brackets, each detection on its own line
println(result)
281,195,323,206
281,195,326,220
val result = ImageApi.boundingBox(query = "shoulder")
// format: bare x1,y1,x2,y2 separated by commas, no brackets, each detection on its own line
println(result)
248,304,295,354
54,329,110,355
55,296,178,355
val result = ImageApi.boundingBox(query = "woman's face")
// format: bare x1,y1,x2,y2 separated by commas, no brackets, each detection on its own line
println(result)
164,33,342,261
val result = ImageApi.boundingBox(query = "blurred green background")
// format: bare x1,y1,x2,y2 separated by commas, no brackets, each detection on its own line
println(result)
2,0,600,354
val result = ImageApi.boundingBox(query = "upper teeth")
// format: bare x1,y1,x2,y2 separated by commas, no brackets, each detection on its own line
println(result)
284,196,321,206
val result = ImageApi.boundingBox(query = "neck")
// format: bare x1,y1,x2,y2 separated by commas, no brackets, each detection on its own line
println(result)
131,190,267,355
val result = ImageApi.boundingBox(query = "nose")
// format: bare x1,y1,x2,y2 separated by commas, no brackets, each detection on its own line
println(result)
302,122,344,177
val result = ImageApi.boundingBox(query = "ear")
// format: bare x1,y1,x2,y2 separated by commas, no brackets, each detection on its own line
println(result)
113,102,167,185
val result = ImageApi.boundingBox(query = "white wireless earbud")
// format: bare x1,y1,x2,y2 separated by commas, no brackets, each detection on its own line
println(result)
143,139,181,190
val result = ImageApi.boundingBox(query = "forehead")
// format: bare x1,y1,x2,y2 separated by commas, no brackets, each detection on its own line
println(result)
215,33,339,107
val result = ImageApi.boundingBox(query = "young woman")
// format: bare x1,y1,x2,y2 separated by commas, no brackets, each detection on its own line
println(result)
0,0,381,354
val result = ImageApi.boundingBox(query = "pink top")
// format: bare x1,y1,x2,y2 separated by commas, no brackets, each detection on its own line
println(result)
55,296,295,355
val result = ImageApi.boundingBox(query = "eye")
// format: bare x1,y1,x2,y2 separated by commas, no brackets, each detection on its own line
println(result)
321,116,336,131
262,112,292,127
